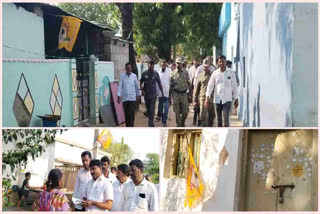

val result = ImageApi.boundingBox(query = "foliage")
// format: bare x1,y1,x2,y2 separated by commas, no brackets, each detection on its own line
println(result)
2,129,66,210
133,3,222,61
133,3,184,61
143,153,159,184
58,3,121,32
2,179,13,211
105,137,134,167
180,3,222,61
58,2,223,62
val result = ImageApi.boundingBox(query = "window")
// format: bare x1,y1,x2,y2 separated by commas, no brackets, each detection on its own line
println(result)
167,130,202,178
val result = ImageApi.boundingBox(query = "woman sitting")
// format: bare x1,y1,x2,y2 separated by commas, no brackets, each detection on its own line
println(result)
33,169,70,211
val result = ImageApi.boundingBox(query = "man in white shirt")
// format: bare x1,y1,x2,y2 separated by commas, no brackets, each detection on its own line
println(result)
73,151,92,211
111,164,131,211
82,159,113,211
155,60,171,127
188,58,198,83
101,156,117,184
117,63,141,127
122,159,159,211
188,59,201,126
204,55,239,127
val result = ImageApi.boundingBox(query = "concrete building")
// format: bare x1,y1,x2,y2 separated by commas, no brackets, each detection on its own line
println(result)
160,129,318,211
219,3,318,127
2,3,130,127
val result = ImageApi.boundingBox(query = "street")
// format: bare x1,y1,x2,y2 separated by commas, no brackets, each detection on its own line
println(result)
119,101,243,127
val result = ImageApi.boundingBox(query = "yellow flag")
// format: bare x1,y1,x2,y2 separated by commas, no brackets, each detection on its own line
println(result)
184,145,204,208
97,129,113,149
58,16,82,52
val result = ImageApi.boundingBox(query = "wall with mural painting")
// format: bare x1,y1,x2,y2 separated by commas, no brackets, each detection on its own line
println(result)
2,59,73,127
96,61,114,106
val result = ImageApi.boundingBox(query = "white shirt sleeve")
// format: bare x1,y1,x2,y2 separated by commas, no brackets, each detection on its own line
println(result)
149,184,159,211
117,74,123,97
134,74,141,96
206,72,216,97
193,66,202,86
121,184,128,211
231,71,238,99
84,182,88,199
104,180,114,201
73,171,81,199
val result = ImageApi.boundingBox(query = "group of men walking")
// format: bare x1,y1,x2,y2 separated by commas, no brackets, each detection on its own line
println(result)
73,151,158,211
117,54,239,127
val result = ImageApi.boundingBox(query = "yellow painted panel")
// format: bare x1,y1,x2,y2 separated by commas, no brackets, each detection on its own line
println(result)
24,92,34,114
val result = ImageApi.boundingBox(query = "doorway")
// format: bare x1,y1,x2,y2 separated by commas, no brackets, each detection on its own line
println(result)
239,130,318,211
76,59,90,122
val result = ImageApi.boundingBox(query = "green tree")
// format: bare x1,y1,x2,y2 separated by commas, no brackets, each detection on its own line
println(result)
134,3,222,61
2,129,66,210
180,3,222,60
58,3,121,32
134,3,184,61
105,137,133,167
143,153,159,184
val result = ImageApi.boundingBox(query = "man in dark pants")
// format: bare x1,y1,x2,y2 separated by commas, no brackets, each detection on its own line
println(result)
140,61,164,127
204,55,238,127
117,63,141,127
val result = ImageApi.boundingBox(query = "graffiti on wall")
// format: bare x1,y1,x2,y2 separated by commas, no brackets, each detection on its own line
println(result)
13,73,34,126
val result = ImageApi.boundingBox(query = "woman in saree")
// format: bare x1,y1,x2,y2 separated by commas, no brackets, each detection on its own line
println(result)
33,169,70,211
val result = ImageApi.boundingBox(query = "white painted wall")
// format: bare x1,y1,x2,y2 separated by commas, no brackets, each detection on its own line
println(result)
291,4,318,127
237,3,294,127
160,129,242,211
225,3,239,64
2,137,52,187
2,3,45,58
232,3,317,127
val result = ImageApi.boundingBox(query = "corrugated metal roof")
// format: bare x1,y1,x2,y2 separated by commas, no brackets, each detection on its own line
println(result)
13,3,114,31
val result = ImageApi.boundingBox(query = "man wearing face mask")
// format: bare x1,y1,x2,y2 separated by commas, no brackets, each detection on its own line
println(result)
170,57,192,127
121,159,158,211
111,164,131,211
155,60,171,127
140,61,164,127
73,151,92,211
82,160,113,211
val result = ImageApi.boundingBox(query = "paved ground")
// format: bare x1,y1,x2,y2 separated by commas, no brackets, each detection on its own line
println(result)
119,101,243,127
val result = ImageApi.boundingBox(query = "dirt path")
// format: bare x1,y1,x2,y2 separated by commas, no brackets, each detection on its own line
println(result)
119,102,243,127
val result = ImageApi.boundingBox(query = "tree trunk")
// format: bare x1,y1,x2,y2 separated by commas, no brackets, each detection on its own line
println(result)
116,3,138,78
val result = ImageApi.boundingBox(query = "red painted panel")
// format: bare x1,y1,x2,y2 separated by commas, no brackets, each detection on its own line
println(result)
109,82,125,125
